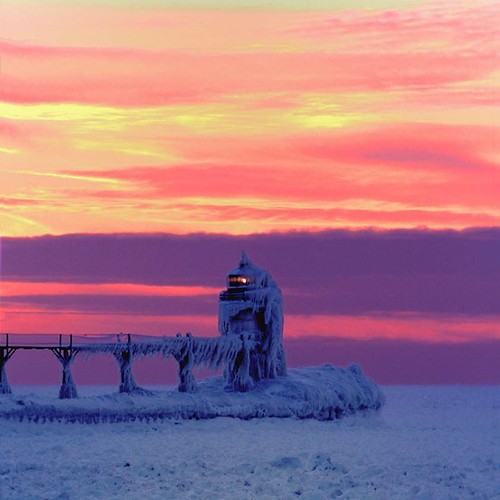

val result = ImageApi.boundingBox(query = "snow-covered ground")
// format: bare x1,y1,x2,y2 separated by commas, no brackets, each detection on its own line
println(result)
0,386,498,499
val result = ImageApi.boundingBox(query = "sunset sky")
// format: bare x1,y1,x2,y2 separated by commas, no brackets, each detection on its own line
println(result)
1,0,499,383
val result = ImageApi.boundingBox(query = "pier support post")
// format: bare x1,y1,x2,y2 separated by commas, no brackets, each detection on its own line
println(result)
175,333,198,393
225,333,255,392
52,335,79,399
115,334,138,393
0,342,16,394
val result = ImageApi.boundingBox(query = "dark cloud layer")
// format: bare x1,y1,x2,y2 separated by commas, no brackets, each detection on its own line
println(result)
3,294,218,317
2,228,500,316
286,337,500,385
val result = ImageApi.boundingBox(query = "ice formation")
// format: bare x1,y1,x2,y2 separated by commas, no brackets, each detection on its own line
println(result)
219,251,287,390
0,252,385,420
0,345,15,395
0,359,12,395
76,333,243,395
0,365,384,422
174,333,198,393
53,348,78,399
114,348,139,394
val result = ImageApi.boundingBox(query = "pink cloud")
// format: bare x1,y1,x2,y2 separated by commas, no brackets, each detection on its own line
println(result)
4,302,499,344
1,305,218,336
0,119,57,149
0,197,43,207
2,40,495,106
292,2,498,49
1,281,219,298
61,121,499,213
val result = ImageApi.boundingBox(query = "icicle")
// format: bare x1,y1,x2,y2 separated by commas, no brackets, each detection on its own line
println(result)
0,336,15,395
0,348,13,395
67,333,250,393
175,333,198,393
114,335,139,393
59,355,78,399
225,333,255,392
52,347,78,400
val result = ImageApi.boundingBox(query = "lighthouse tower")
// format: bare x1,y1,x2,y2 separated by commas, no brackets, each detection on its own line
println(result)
219,251,286,385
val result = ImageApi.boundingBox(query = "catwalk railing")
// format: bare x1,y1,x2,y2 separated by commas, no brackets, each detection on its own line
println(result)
0,333,255,398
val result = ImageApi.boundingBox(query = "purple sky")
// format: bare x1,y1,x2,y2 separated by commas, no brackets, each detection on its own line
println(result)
1,228,499,384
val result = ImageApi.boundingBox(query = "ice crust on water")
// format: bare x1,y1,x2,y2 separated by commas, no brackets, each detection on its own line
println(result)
0,365,383,422
1,386,496,499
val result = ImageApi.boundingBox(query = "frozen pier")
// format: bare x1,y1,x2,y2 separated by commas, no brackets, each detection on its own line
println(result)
0,332,245,398
0,253,384,420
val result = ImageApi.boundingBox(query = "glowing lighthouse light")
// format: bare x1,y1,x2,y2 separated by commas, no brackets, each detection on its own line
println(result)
228,275,254,287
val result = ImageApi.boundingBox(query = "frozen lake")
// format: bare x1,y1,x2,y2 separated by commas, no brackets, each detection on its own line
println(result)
0,385,498,499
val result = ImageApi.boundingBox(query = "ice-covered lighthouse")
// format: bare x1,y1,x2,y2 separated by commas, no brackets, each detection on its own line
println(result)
219,251,286,389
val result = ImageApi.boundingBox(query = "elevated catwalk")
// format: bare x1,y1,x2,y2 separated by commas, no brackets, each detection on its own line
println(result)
0,333,245,398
